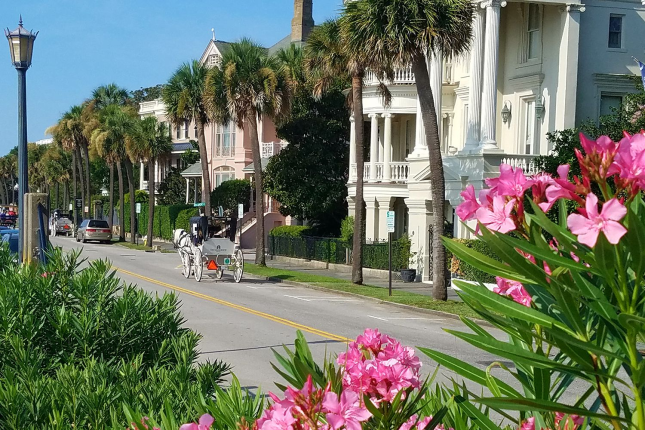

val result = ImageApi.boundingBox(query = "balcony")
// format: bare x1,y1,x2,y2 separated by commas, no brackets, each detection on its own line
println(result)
350,162,410,183
499,155,538,175
139,99,166,115
261,141,288,158
364,66,415,86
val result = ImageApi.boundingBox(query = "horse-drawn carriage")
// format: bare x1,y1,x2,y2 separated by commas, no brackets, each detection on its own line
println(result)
173,216,244,283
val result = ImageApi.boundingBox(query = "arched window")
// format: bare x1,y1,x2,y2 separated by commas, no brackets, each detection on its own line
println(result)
213,166,235,187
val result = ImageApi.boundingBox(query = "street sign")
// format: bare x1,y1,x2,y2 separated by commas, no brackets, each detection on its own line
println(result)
193,202,205,207
136,203,141,214
75,198,82,209
386,211,395,233
238,203,244,219
68,203,73,211
84,206,89,213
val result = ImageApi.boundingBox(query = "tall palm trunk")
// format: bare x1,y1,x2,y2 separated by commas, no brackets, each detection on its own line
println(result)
351,75,366,285
81,143,91,218
108,163,114,228
411,54,447,300
117,162,125,241
75,146,85,219
147,159,155,249
248,111,266,266
64,182,69,213
195,117,212,215
125,159,137,244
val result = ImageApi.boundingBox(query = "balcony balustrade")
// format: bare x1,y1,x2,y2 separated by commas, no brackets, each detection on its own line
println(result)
364,66,415,85
350,162,410,183
500,155,538,175
261,141,288,158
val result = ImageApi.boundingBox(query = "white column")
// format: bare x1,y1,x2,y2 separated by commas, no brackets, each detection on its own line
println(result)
349,115,356,181
404,199,432,282
479,0,506,151
412,96,429,157
430,51,443,141
365,198,379,242
556,4,584,131
465,6,486,150
383,113,393,181
139,162,145,190
378,121,385,162
185,178,190,204
369,113,379,182
444,113,455,152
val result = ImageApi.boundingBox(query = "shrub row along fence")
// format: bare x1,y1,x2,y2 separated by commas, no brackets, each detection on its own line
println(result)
121,203,199,241
268,235,411,271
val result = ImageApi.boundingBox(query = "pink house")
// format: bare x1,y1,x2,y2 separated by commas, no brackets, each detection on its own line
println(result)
139,0,315,248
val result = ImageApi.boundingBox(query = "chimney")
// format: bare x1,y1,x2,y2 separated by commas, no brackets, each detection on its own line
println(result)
291,0,314,43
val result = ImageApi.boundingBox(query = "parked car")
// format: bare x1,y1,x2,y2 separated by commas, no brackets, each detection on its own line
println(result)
52,211,73,236
1,229,19,255
76,219,112,244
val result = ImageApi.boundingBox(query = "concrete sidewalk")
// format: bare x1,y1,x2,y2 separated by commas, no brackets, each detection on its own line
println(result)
247,251,461,301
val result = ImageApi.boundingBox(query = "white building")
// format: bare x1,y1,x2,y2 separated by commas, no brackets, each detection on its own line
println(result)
345,0,645,281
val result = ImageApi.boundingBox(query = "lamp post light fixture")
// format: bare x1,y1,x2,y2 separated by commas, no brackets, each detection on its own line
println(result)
501,101,512,124
5,16,38,263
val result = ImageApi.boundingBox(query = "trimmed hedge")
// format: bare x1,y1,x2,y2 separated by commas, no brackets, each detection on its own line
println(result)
123,204,197,241
448,239,500,284
269,225,313,238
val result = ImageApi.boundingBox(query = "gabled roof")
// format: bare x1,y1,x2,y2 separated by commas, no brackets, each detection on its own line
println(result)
172,142,194,152
199,39,233,65
268,34,292,55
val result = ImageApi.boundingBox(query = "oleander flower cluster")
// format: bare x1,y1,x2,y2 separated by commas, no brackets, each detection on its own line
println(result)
456,131,645,307
337,328,421,403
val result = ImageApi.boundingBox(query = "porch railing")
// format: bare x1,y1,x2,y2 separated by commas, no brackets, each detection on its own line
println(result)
500,155,538,175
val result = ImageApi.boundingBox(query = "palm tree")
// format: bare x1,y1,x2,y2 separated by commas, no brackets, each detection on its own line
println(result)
277,44,307,93
128,116,172,248
91,105,136,242
342,0,473,300
162,61,212,215
306,19,371,285
204,39,292,266
91,84,131,239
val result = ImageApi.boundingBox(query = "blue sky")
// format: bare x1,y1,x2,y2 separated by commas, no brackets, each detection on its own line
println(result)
0,0,341,156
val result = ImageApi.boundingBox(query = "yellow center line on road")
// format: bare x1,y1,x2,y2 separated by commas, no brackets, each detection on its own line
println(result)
115,267,351,343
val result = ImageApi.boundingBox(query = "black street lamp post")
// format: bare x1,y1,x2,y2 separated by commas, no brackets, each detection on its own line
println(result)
5,17,37,263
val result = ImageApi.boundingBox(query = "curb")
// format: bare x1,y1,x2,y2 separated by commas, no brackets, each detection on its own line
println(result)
243,273,494,328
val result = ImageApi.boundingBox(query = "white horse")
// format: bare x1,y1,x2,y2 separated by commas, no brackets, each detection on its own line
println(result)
173,228,194,277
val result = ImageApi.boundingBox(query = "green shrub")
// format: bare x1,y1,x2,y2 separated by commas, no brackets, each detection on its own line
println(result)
122,204,195,240
0,247,230,428
448,239,500,284
269,225,312,238
117,190,149,207
210,179,251,217
340,216,353,246
176,208,199,232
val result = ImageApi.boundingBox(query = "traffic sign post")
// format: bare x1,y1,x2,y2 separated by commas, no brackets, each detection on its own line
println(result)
193,202,205,207
386,211,395,297
135,203,141,245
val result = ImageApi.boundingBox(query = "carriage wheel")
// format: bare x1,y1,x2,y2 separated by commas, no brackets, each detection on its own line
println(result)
215,267,224,279
194,248,204,282
233,249,244,283
182,252,191,279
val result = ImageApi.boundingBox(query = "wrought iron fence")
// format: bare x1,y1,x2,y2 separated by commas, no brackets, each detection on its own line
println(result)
268,236,408,271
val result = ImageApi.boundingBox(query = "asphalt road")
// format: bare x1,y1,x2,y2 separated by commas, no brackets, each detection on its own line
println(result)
50,236,586,406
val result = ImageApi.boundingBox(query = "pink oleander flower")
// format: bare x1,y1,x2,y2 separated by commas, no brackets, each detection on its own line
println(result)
555,413,584,430
567,193,627,247
580,134,616,158
179,414,214,430
323,390,371,430
495,277,532,307
520,417,535,430
456,185,480,221
495,164,534,198
475,195,516,234
610,132,645,190
356,328,384,354
256,403,297,430
542,165,579,212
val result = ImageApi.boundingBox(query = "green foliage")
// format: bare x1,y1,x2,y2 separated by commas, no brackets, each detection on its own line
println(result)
0,247,230,428
340,216,354,246
264,86,350,236
118,189,149,207
210,179,251,217
122,204,196,240
431,195,645,429
130,84,165,104
269,225,313,238
448,239,499,284
158,167,197,206
362,238,412,271
175,208,199,232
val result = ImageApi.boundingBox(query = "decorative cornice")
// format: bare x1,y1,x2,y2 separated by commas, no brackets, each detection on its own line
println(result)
454,86,470,101
507,73,544,91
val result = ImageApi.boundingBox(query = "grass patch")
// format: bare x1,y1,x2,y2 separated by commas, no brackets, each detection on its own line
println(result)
114,241,174,253
244,263,477,318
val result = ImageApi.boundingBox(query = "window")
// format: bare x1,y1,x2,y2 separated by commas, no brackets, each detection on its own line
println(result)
213,166,235,187
463,104,469,143
527,4,541,59
216,122,236,157
600,94,623,117
89,220,110,228
183,121,189,139
176,158,181,169
176,124,180,139
442,116,450,153
194,125,198,138
608,15,623,49
523,99,536,155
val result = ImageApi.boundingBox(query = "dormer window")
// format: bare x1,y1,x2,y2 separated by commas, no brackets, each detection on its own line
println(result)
208,54,221,67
